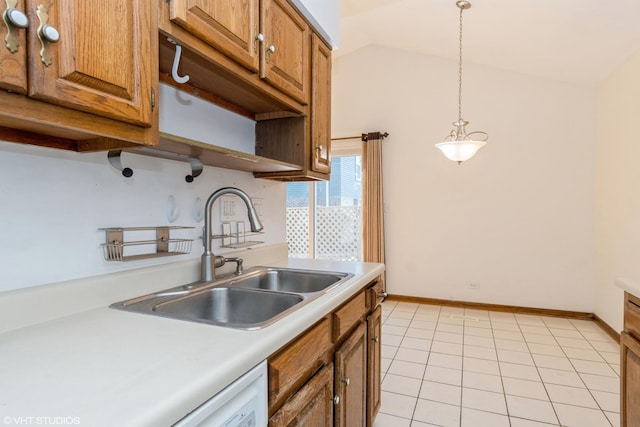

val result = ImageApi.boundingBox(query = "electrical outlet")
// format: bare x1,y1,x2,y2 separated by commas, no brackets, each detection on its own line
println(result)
468,283,480,290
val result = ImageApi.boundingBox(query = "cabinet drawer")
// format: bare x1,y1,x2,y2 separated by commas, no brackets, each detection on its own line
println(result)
367,280,385,310
625,292,640,341
268,317,331,410
333,291,367,342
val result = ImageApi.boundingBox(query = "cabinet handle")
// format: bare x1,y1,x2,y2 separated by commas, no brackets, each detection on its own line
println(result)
342,377,350,386
372,336,380,343
254,31,263,53
265,44,276,64
315,145,323,151
333,395,340,405
2,0,28,53
35,5,59,66
378,291,388,299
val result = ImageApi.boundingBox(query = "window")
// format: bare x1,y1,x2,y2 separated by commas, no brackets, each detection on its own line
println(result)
286,141,363,261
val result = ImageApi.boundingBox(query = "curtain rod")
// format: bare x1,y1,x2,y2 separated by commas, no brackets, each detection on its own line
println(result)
331,132,389,142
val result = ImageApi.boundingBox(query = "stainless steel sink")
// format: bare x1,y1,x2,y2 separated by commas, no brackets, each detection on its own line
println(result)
153,287,303,329
110,267,353,329
227,267,350,294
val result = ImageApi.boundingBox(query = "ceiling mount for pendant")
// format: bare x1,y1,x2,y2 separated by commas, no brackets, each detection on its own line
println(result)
435,0,488,165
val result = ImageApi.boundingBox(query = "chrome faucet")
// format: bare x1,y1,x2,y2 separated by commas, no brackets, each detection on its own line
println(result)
201,187,263,281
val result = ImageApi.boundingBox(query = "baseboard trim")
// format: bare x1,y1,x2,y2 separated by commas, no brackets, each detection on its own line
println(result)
386,294,621,342
386,294,594,320
593,314,621,343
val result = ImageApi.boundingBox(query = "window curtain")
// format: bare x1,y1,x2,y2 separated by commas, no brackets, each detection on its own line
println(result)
362,132,387,290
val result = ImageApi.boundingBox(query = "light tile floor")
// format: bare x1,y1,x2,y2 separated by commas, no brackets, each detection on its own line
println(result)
373,301,620,427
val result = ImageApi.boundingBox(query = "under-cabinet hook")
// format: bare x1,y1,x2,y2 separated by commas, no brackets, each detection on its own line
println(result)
186,157,203,183
168,38,189,84
107,150,133,178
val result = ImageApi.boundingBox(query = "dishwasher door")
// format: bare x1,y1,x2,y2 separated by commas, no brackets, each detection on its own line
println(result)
174,361,267,427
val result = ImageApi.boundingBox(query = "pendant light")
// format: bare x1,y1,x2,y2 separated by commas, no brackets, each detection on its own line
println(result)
436,0,488,164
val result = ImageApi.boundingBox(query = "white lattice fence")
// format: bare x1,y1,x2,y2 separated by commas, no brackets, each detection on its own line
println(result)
286,206,362,261
286,207,310,258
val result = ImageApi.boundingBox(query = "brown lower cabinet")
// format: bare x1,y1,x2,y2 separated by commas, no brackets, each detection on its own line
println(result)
269,364,334,427
621,332,640,427
267,280,383,426
335,322,367,427
367,305,382,425
622,291,640,427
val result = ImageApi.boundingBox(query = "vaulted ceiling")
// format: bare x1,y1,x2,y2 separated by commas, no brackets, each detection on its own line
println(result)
338,0,640,86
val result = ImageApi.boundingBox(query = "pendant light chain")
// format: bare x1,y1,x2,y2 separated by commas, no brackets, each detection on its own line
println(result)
458,4,464,122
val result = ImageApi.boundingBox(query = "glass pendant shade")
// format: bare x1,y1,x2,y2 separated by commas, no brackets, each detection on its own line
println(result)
436,118,487,164
436,139,486,163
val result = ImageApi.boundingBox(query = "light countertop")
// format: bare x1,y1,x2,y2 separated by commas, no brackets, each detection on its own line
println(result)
615,276,640,298
0,254,384,426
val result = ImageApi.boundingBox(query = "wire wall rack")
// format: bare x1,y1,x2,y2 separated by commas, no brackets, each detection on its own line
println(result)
100,226,195,262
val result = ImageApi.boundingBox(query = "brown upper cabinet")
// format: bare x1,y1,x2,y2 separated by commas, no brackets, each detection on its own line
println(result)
310,33,331,175
260,0,309,104
167,0,309,105
168,0,261,73
0,0,158,150
253,33,331,181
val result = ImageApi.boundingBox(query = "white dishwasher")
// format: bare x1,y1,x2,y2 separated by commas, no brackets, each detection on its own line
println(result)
174,361,267,427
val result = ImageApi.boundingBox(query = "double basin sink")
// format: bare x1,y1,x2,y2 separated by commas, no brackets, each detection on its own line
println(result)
111,267,353,330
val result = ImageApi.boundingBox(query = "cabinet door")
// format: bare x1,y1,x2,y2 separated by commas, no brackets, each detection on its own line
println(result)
310,33,331,174
367,305,382,426
269,364,334,427
334,322,367,427
0,0,28,93
621,332,640,427
169,0,259,72
261,0,309,104
26,0,156,127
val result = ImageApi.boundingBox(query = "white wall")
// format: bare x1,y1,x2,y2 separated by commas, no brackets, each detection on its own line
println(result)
333,46,597,311
0,84,286,292
293,0,340,48
594,49,640,332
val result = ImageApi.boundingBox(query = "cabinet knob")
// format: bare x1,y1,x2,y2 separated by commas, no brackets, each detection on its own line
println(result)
35,5,58,66
4,7,28,28
268,44,276,53
2,2,28,53
256,33,264,42
333,395,340,405
372,336,380,343
378,291,388,299
342,377,350,386
39,24,60,43
315,145,323,151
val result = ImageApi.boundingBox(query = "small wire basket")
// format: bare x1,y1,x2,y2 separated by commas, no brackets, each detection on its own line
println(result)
100,227,194,262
